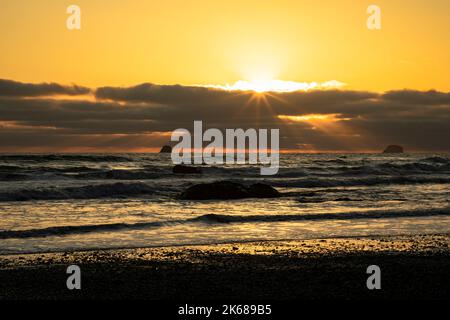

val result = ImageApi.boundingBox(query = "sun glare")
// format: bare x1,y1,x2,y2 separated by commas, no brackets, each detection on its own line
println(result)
203,79,345,93
278,114,351,122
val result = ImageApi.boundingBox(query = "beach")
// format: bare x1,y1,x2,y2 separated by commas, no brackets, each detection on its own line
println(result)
0,153,449,300
1,234,449,300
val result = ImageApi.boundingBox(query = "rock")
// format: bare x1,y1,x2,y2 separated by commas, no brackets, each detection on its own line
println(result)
159,145,172,153
180,181,280,200
383,145,404,153
180,181,247,199
247,183,281,198
173,164,202,174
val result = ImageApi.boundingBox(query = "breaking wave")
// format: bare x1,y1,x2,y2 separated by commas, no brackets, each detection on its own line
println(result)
0,154,133,162
1,206,448,239
0,182,154,201
271,176,450,188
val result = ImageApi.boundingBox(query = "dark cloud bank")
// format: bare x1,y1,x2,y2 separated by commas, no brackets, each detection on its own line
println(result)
0,79,90,97
0,79,449,152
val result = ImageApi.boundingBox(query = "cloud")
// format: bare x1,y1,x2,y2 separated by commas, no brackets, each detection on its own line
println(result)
382,90,450,105
200,79,346,92
0,79,90,97
96,83,233,105
0,80,449,152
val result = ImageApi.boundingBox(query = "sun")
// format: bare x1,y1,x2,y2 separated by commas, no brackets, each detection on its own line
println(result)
202,79,346,93
232,79,278,93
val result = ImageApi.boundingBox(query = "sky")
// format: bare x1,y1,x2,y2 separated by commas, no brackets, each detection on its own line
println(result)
0,0,449,152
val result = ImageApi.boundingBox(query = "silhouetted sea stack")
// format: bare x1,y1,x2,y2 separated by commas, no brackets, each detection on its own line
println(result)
180,181,281,200
173,164,202,174
383,145,404,153
159,145,172,153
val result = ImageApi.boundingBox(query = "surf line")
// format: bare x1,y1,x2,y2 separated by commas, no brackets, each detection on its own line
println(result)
170,120,279,175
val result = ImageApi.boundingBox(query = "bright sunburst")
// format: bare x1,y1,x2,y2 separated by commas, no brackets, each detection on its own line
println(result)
203,79,345,93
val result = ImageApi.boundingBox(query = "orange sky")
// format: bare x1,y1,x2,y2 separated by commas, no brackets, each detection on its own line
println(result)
0,1,449,153
0,0,449,92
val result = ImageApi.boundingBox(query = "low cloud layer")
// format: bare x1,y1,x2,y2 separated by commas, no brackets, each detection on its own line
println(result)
0,79,449,152
0,79,90,97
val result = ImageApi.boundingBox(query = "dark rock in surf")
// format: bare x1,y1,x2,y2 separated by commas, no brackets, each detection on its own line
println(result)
247,183,281,198
180,181,280,200
159,145,172,153
173,165,202,174
383,145,404,153
181,181,247,200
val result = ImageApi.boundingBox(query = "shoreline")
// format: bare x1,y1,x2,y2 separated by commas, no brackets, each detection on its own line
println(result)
1,233,449,299
1,232,450,257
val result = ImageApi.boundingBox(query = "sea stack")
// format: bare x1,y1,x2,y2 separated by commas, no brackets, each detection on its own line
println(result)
383,145,404,153
159,145,172,153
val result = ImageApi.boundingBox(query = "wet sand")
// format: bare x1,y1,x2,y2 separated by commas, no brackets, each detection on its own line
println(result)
0,234,449,300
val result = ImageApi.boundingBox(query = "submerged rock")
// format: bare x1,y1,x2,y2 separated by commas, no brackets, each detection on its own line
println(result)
159,145,172,153
383,145,404,153
180,181,280,200
173,165,202,174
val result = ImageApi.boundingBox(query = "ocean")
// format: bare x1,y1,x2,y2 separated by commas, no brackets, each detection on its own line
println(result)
0,153,449,254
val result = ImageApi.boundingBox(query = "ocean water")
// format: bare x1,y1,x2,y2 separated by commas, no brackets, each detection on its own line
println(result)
0,153,449,254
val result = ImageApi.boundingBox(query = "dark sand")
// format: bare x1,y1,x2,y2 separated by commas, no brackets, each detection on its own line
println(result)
0,234,449,300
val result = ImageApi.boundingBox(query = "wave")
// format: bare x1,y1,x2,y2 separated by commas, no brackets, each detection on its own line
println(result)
73,169,164,180
193,207,450,223
1,206,448,239
0,182,154,201
215,160,450,179
376,162,450,173
0,154,133,162
0,165,103,181
1,154,449,182
421,156,450,164
271,176,450,188
0,173,30,181
0,165,100,173
0,165,167,181
3,167,449,182
0,220,173,239
1,175,448,201
315,158,349,165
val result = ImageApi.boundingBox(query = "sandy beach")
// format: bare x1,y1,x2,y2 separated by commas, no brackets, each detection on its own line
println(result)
1,234,449,300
